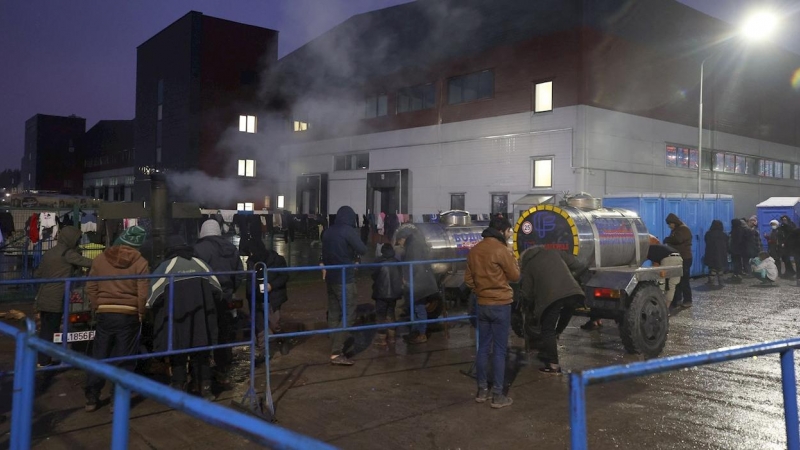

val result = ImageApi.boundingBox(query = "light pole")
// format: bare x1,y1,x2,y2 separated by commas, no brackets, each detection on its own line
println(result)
697,10,778,194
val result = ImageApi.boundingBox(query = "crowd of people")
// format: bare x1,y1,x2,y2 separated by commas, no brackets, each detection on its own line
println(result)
32,203,800,414
34,219,287,413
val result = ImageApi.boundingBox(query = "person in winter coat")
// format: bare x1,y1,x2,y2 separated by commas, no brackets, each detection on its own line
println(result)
34,226,93,367
371,243,403,347
395,225,440,345
244,237,289,357
321,206,367,365
664,213,693,308
778,215,797,278
519,247,586,375
729,219,748,279
193,219,244,387
464,215,519,408
84,226,150,412
740,218,760,274
765,220,782,273
750,251,779,284
147,235,221,399
704,220,729,286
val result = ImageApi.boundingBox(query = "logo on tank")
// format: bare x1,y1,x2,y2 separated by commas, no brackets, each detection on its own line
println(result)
533,212,556,238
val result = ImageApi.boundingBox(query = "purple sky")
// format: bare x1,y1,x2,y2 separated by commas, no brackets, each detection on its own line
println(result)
1,0,798,172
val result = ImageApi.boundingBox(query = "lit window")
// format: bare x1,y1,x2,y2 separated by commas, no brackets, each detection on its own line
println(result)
277,195,285,209
237,159,255,177
534,81,553,113
293,120,309,132
239,115,256,133
532,157,553,188
237,202,254,211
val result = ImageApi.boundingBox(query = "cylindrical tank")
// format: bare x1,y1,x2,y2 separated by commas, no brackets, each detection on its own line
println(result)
394,212,487,275
512,204,649,268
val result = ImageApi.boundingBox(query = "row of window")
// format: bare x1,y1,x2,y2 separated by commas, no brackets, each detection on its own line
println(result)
361,72,554,121
666,145,799,179
236,196,285,212
449,193,509,215
87,176,135,188
335,153,369,171
84,149,135,168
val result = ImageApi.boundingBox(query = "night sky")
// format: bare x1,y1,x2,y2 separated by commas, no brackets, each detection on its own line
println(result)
1,0,798,172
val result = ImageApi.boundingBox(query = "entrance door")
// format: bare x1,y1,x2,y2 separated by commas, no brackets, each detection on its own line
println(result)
295,174,328,215
366,170,409,215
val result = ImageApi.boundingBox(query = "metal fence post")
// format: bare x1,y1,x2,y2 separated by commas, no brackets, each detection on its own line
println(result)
62,278,72,350
11,320,37,449
167,275,174,352
569,372,588,450
781,350,800,450
111,385,131,450
264,267,275,417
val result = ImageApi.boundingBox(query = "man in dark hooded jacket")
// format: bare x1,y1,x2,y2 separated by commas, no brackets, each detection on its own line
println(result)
34,226,93,366
664,213,693,308
778,215,797,278
519,247,585,374
395,225,440,345
193,219,244,386
148,235,221,399
321,206,367,365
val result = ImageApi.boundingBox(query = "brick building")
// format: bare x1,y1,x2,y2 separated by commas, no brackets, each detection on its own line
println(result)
81,120,136,201
21,114,86,194
269,0,800,220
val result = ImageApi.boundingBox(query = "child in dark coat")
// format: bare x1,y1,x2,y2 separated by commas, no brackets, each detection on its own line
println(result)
371,244,403,346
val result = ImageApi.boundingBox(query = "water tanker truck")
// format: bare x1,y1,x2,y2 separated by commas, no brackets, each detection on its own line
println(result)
396,196,681,358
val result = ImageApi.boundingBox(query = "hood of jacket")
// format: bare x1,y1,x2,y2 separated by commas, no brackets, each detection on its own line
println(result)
199,220,222,239
197,235,238,258
335,206,357,228
57,226,82,248
731,219,743,229
666,213,684,227
104,245,143,269
710,220,724,232
481,227,507,245
520,246,544,269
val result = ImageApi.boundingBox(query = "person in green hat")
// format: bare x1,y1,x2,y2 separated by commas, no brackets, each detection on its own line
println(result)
84,225,150,413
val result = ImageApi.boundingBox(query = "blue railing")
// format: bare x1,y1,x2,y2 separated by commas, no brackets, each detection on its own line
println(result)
262,257,474,416
569,338,800,450
0,318,335,450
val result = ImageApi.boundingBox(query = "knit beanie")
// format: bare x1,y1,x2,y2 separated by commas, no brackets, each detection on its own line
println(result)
114,226,146,248
199,219,222,239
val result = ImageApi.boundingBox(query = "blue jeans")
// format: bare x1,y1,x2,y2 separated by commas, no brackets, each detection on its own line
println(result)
406,293,430,335
476,304,511,395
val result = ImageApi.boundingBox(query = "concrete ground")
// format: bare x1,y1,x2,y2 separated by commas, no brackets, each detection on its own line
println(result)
0,238,798,449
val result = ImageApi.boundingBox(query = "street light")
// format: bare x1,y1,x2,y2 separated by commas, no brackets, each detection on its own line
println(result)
697,10,779,193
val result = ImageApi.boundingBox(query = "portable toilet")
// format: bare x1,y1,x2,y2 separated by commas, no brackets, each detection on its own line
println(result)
603,193,734,277
756,197,800,247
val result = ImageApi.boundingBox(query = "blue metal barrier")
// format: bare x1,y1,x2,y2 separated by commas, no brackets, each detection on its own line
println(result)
568,337,800,450
262,258,474,417
0,318,335,450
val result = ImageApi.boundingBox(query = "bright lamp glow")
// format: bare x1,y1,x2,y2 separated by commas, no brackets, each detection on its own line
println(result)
741,11,778,42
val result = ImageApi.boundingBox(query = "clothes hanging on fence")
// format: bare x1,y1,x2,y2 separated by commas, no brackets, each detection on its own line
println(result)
81,212,98,233
219,210,235,224
27,214,39,243
39,212,59,242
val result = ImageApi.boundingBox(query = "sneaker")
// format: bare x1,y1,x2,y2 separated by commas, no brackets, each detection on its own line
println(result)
84,400,98,413
200,383,216,401
404,333,428,345
490,394,513,409
330,354,355,366
475,388,490,403
681,302,693,308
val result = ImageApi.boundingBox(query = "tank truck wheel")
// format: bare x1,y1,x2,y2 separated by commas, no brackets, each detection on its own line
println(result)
619,284,668,358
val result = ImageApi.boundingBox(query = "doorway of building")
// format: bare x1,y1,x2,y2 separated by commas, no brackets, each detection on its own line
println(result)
366,170,409,215
295,174,328,216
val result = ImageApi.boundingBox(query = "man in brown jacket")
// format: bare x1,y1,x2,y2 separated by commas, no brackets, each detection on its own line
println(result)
519,247,586,374
465,215,519,409
84,226,150,412
664,213,693,308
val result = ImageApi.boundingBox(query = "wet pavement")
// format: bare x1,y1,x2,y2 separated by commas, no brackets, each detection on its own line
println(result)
0,238,799,449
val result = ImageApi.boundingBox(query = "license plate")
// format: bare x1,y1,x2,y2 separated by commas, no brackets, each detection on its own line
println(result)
53,330,95,343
